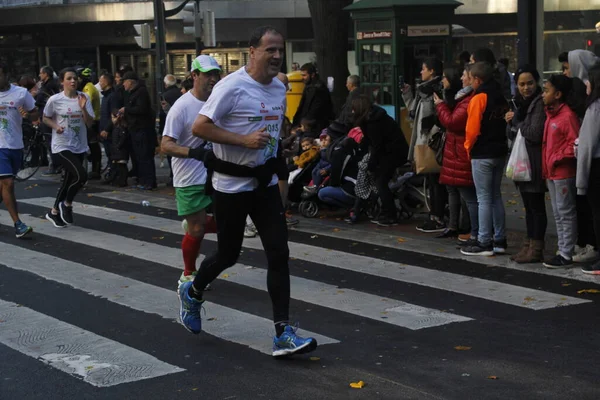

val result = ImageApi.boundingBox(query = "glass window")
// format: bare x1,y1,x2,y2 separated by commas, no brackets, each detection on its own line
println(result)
382,44,392,62
372,44,381,62
382,64,392,83
370,64,381,83
361,44,371,63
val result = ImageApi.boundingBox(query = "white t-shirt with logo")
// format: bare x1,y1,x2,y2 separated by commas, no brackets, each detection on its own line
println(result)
0,84,36,149
199,67,286,193
163,91,207,187
44,92,94,154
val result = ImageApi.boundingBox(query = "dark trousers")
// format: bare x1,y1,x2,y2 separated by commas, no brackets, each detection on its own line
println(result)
587,159,600,250
130,130,156,187
520,191,548,241
577,194,597,247
89,142,102,173
54,151,87,209
427,173,447,220
192,185,290,324
375,166,397,218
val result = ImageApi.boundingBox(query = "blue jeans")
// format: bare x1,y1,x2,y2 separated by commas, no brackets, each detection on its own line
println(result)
318,187,354,208
471,158,506,245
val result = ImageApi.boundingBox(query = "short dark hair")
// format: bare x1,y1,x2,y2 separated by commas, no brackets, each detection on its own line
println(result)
18,75,36,91
41,65,54,77
249,25,283,48
181,78,193,92
301,137,314,145
558,52,569,63
300,63,317,75
472,48,497,65
100,72,114,85
470,62,494,82
59,67,77,81
423,57,443,77
458,51,471,65
300,118,316,130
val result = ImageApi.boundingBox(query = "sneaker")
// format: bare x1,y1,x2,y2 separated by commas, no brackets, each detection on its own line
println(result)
377,216,399,227
493,239,508,254
458,233,471,243
303,185,316,192
181,219,188,233
573,244,600,263
285,212,299,226
59,201,73,225
15,221,33,238
458,237,478,247
178,271,197,288
581,261,600,275
177,281,203,334
272,325,318,357
435,229,458,239
244,223,257,238
42,168,60,176
46,212,66,228
461,242,494,256
344,211,358,224
543,254,573,269
416,219,446,233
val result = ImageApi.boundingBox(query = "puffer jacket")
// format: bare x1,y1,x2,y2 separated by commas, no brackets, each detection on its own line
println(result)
436,92,474,187
109,124,130,162
542,103,580,180
295,145,320,168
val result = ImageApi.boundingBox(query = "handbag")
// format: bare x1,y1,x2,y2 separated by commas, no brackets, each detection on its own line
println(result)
427,129,446,166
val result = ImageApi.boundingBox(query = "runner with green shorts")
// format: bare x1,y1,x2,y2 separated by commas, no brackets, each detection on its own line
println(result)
160,55,221,286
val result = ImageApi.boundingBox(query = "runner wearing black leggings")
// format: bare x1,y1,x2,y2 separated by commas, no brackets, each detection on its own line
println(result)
42,67,94,227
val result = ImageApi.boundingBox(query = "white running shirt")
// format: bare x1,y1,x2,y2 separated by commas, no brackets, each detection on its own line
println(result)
199,67,286,193
0,84,36,149
44,92,94,154
163,91,207,187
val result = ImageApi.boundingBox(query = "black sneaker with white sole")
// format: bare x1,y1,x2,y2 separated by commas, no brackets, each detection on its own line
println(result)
461,242,494,256
543,254,573,269
59,202,74,225
46,212,66,228
376,216,399,227
493,238,508,254
416,220,446,233
581,261,600,275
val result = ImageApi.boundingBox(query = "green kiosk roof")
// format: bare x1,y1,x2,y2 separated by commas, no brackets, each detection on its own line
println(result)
345,0,463,11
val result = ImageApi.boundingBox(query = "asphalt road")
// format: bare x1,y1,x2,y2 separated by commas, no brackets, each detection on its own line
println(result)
0,177,599,400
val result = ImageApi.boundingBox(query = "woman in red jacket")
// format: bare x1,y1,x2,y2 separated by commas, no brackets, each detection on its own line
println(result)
434,66,478,243
541,75,581,268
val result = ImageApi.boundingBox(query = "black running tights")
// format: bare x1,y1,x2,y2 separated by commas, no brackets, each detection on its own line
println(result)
192,184,290,324
54,151,87,209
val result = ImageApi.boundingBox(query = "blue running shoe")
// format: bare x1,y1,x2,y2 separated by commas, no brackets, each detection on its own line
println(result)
15,221,33,238
177,281,203,334
272,325,318,357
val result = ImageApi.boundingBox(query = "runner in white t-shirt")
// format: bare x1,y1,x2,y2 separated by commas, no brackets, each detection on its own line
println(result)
177,26,317,358
42,67,94,228
161,55,221,287
0,63,37,238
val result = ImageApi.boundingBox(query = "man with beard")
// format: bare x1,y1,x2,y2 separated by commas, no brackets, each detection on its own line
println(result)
292,62,334,134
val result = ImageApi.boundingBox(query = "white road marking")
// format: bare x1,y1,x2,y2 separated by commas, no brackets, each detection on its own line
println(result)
18,197,590,311
0,298,184,387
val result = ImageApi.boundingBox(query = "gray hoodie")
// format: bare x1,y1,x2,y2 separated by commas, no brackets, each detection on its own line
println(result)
576,100,600,195
568,49,600,83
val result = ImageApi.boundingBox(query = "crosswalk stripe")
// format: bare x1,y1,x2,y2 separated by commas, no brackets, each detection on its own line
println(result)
0,242,339,355
1,213,470,330
90,190,600,285
19,197,591,311
0,297,184,387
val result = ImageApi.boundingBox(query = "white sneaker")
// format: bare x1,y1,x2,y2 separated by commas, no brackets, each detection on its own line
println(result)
573,244,600,263
244,223,257,238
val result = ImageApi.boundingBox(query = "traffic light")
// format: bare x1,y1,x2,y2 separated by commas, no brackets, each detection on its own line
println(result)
183,2,201,38
134,23,151,49
203,10,216,47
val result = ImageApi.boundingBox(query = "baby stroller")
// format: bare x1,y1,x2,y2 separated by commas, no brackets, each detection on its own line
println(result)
287,157,321,205
388,166,431,220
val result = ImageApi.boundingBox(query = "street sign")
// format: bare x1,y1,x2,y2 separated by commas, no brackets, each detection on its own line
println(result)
133,23,151,49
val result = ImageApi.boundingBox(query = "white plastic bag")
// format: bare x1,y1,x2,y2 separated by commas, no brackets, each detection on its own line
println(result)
506,130,532,182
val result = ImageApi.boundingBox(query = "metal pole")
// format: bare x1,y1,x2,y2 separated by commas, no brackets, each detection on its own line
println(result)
154,0,168,101
194,0,204,55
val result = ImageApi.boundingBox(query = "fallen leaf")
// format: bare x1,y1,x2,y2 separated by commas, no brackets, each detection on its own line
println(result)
85,366,94,370
561,283,572,287
87,194,93,198
577,289,600,294
506,200,518,206
192,388,198,391
336,290,345,294
523,296,535,302
121,285,129,288
519,216,525,219
454,346,472,351
207,317,216,321
128,216,136,220
487,376,499,380
309,356,320,361
462,373,471,377
151,236,165,240
289,257,297,260
222,274,229,278
349,381,365,389
397,237,407,243
311,235,319,239
332,228,341,232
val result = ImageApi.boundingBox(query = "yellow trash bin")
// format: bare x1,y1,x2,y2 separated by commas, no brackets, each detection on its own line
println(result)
285,70,305,123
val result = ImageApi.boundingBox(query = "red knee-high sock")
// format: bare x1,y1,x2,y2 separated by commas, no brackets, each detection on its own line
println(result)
205,215,217,234
182,233,202,276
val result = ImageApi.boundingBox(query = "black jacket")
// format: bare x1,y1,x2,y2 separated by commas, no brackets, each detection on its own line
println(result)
470,79,509,159
159,85,182,135
293,78,334,132
109,124,129,161
123,84,154,132
328,136,359,197
35,78,60,110
99,87,116,133
337,88,361,127
359,106,408,172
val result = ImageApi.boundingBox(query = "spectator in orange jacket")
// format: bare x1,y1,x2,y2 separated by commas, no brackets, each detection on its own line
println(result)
461,62,509,257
